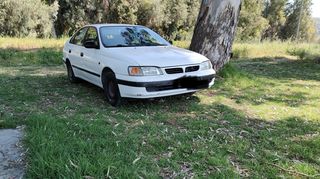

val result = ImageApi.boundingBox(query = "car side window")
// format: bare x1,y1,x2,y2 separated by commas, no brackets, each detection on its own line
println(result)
70,27,88,46
84,27,99,47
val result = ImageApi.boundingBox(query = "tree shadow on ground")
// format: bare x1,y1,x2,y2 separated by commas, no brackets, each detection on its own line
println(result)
233,57,320,81
217,85,313,107
213,57,320,107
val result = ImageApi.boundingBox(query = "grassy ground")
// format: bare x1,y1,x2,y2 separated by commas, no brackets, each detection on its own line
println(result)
176,40,320,60
0,38,320,178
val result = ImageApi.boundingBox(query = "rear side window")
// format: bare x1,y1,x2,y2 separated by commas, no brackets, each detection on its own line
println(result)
85,27,98,41
84,27,99,47
70,27,88,46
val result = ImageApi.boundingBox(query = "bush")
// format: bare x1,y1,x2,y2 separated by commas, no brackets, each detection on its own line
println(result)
0,0,58,37
287,48,308,60
218,63,244,78
232,46,249,58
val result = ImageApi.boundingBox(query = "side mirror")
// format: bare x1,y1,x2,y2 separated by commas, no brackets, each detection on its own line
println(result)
169,40,173,45
84,41,99,49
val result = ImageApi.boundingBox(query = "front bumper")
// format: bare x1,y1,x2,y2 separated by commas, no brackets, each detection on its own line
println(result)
117,74,215,98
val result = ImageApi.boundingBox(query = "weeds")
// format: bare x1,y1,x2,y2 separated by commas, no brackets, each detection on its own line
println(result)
0,38,320,177
287,48,309,60
0,48,62,66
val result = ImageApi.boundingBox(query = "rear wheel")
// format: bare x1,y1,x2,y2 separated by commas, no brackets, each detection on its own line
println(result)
66,62,79,83
103,71,122,107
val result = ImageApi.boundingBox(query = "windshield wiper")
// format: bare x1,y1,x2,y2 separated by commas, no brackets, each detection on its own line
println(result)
142,43,167,46
106,44,130,48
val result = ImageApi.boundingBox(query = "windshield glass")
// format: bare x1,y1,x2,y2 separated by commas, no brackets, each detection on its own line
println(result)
99,26,170,47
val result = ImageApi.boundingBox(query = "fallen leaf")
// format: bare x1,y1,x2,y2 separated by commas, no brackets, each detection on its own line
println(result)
133,157,141,165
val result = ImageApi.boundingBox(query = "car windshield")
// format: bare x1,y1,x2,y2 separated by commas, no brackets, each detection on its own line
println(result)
99,26,170,48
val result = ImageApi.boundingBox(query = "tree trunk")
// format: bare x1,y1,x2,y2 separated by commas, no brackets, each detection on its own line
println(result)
190,0,241,71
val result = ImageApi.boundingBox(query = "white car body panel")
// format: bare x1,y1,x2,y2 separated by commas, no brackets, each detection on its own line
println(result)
63,24,216,99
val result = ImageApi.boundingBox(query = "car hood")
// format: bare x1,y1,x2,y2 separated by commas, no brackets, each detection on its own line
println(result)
101,46,209,67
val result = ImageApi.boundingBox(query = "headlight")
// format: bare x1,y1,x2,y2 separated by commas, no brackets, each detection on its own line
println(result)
200,60,212,70
128,66,163,76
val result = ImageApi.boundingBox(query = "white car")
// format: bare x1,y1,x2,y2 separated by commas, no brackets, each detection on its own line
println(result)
63,24,216,106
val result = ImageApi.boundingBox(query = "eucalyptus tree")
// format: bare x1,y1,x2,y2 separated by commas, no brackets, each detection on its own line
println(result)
190,0,241,71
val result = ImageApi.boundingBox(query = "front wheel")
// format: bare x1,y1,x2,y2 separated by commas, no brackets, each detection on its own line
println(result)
103,72,122,107
66,62,79,83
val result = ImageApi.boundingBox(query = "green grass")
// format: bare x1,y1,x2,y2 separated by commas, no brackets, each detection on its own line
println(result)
1,37,320,178
0,48,62,66
232,42,320,59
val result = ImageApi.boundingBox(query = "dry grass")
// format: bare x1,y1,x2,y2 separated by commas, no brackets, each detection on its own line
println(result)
174,40,320,60
0,37,68,50
233,41,320,59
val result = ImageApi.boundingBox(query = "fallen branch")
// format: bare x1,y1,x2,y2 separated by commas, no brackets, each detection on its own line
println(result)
269,163,319,178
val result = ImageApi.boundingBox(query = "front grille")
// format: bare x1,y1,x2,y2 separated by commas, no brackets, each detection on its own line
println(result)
165,68,183,74
185,65,200,72
146,76,213,92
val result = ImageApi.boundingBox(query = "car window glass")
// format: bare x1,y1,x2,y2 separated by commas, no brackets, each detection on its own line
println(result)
99,26,170,47
84,27,99,46
70,27,88,46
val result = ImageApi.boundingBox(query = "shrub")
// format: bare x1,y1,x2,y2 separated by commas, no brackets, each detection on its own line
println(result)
232,46,249,58
0,0,58,37
287,48,308,60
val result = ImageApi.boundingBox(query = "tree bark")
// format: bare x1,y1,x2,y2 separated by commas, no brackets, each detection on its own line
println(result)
190,0,241,71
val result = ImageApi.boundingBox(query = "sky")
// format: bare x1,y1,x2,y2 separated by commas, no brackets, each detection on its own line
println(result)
312,0,320,17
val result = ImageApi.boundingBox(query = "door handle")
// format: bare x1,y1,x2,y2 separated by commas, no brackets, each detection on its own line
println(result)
69,49,71,53
80,52,84,57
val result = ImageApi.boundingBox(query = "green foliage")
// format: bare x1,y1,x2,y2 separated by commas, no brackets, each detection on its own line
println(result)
0,0,317,42
287,48,308,60
110,0,199,39
0,0,58,37
281,0,317,41
0,0,199,40
108,0,139,24
54,0,108,36
236,0,317,42
236,0,268,41
263,0,287,40
136,0,164,29
217,63,246,80
232,46,249,58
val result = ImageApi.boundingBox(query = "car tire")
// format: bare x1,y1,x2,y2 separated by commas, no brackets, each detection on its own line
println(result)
66,62,79,83
103,71,122,107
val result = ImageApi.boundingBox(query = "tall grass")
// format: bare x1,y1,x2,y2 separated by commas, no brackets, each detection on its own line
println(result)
1,37,319,61
233,41,320,59
173,40,320,60
0,37,68,50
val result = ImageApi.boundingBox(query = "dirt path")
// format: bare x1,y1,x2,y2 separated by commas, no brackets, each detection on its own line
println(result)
0,127,25,179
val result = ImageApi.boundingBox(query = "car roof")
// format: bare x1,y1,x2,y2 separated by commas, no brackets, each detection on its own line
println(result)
84,24,142,28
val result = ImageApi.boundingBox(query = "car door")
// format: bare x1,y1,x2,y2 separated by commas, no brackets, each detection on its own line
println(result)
68,27,88,78
81,27,102,87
